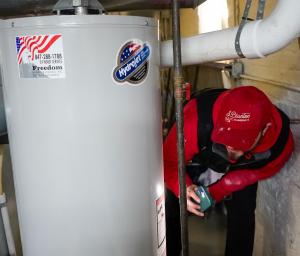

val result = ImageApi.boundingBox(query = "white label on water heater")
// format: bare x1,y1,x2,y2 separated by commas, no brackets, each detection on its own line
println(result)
15,34,66,79
156,195,167,256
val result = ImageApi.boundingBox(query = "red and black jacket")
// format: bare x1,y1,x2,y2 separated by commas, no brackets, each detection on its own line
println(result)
163,88,294,202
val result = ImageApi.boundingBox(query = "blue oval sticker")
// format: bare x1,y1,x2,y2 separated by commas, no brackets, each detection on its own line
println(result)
113,40,151,85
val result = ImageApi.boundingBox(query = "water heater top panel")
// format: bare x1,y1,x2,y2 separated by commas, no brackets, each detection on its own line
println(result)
2,15,157,29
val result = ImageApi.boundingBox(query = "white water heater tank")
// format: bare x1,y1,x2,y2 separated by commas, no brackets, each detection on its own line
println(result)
0,15,166,256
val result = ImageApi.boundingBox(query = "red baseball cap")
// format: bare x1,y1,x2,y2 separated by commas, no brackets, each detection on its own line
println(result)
211,86,274,152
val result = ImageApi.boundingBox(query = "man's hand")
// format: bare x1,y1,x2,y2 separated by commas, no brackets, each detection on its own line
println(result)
186,184,204,217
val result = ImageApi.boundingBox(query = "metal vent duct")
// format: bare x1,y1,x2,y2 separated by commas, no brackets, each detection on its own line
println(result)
0,0,206,17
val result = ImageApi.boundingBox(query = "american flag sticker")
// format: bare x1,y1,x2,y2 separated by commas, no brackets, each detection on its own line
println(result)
16,34,65,79
113,39,151,85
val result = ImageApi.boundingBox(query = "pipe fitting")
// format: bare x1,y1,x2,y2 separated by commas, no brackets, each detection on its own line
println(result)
72,0,89,7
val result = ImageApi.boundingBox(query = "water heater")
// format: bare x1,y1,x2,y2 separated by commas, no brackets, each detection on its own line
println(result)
0,15,166,256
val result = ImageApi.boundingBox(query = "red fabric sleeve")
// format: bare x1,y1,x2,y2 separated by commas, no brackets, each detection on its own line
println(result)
163,99,199,197
208,131,294,202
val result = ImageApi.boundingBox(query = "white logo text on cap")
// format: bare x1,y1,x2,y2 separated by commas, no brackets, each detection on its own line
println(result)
225,111,251,123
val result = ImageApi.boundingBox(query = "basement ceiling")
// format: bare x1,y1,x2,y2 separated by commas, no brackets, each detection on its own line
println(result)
0,0,206,18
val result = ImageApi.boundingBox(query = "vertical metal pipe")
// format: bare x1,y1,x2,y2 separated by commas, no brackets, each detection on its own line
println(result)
171,1,189,256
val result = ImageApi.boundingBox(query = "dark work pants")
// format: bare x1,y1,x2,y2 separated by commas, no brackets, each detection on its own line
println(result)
165,189,182,256
165,182,258,256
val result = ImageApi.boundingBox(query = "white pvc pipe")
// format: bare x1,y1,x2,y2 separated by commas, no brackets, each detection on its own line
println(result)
160,0,300,67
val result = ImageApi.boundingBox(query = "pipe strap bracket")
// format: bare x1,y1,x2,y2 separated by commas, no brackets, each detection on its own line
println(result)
235,0,266,58
235,0,253,58
256,0,266,20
